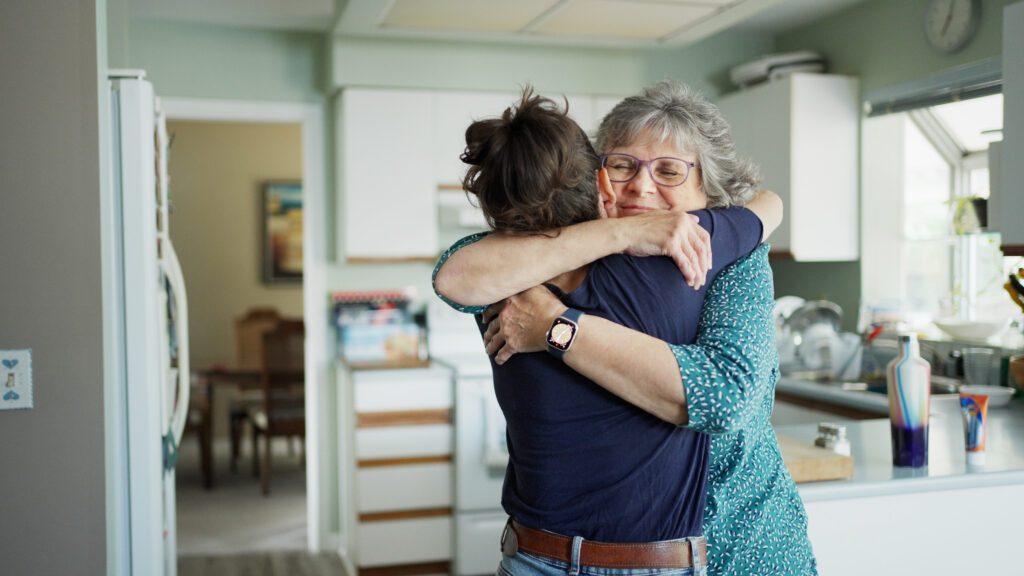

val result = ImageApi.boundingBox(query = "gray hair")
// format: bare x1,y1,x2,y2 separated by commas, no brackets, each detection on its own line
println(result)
595,79,760,207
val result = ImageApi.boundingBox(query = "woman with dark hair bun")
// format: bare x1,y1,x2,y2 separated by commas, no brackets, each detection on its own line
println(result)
434,83,814,576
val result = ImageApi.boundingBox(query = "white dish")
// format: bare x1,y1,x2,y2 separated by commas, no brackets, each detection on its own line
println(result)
933,318,1008,341
958,385,1015,408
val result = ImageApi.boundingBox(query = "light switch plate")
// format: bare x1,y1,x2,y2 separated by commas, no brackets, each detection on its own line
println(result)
1,349,33,410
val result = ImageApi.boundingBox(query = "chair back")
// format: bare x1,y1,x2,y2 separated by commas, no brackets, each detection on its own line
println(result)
259,319,305,434
235,307,282,370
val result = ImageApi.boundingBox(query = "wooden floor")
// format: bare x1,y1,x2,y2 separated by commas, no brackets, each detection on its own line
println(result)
179,552,346,576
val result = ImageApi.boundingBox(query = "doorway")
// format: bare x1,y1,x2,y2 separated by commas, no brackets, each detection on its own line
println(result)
160,98,332,561
170,119,305,556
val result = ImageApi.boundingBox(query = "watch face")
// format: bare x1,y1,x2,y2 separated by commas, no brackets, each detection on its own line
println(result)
547,318,578,351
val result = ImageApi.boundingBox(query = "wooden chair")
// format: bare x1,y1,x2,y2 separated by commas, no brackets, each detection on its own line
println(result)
250,319,305,496
185,371,213,489
229,307,282,471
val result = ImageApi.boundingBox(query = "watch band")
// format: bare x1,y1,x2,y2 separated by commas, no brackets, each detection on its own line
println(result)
546,307,583,360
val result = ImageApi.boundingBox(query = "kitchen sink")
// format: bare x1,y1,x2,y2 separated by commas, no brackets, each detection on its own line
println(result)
859,376,961,397
783,371,962,397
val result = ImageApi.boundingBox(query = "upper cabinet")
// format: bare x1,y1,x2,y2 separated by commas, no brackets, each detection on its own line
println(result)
339,88,624,261
432,91,518,188
717,74,860,261
339,89,438,261
992,3,1024,253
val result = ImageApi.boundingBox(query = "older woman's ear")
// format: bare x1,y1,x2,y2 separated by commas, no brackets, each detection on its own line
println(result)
597,168,618,219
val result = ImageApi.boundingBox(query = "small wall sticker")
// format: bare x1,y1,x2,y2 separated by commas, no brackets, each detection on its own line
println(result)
0,349,33,410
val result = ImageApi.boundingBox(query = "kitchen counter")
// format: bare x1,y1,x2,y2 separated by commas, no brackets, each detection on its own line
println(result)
777,376,890,416
776,395,1024,502
777,396,1023,575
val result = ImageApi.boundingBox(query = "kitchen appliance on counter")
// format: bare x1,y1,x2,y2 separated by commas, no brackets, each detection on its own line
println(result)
428,301,507,575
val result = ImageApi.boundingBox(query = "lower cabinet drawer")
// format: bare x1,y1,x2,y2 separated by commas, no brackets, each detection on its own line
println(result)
357,516,452,568
356,424,452,459
356,463,452,513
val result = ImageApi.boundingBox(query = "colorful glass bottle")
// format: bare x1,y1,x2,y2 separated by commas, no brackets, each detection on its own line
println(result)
886,334,931,467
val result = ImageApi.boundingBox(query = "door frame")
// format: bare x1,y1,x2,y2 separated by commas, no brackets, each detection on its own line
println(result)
160,97,333,553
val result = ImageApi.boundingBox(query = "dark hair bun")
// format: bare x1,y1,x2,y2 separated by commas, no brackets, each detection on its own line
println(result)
460,87,601,233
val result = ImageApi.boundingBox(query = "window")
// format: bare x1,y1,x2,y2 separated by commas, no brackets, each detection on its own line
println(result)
862,92,1008,326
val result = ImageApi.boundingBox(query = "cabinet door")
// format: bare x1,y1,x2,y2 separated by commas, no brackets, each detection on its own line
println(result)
340,88,437,260
717,75,858,261
563,93,595,135
717,80,793,254
790,74,859,261
996,3,1024,249
432,91,518,187
592,95,624,138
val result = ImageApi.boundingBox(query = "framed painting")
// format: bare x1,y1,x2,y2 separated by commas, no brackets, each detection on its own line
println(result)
262,181,303,283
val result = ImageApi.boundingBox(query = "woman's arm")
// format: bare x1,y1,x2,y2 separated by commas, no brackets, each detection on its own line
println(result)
434,211,712,308
745,190,782,242
434,190,783,309
671,244,776,433
484,244,777,430
483,287,689,424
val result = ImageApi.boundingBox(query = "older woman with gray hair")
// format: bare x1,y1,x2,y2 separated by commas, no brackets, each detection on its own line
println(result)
434,79,816,575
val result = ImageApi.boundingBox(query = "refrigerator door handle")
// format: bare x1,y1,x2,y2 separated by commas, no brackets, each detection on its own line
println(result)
162,239,190,448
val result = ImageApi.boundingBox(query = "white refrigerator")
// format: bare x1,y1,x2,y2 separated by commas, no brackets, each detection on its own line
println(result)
104,70,190,576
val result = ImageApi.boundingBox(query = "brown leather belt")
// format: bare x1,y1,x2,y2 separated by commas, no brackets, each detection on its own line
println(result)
503,520,707,570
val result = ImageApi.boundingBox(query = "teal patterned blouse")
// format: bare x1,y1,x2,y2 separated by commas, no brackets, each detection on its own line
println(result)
432,233,817,576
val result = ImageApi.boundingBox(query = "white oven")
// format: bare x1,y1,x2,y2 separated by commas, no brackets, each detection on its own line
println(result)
429,302,508,575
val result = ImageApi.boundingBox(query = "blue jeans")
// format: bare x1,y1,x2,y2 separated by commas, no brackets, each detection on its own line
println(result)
498,535,706,576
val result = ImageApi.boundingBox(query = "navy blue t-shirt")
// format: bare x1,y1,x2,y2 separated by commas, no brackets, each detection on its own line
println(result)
483,207,762,543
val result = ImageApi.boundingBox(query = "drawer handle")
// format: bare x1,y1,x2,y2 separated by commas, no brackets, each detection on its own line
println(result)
358,455,452,468
359,507,452,523
357,409,452,428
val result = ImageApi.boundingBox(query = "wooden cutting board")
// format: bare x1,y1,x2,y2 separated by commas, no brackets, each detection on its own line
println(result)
777,435,854,483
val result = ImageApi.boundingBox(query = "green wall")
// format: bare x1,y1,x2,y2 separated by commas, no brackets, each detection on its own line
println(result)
776,0,1015,94
126,21,327,102
769,0,1016,331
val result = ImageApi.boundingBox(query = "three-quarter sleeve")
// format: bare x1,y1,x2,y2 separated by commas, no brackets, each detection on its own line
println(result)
431,231,490,314
671,244,778,435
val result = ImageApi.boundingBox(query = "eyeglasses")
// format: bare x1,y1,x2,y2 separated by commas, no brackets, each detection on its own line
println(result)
600,153,696,187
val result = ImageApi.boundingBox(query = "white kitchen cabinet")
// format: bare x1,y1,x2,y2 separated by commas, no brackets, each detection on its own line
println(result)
591,95,623,137
356,463,453,513
357,516,453,568
340,88,627,261
717,74,860,261
992,3,1024,251
339,88,437,260
353,368,453,412
339,364,456,572
432,91,518,187
356,424,452,459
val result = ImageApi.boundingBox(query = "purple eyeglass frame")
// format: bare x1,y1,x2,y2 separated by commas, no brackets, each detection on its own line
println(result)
599,153,696,187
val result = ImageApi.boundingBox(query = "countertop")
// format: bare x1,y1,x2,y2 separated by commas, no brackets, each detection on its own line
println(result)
776,376,890,415
775,395,1024,502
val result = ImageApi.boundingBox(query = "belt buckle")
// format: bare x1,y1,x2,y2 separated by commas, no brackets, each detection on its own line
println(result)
500,519,518,557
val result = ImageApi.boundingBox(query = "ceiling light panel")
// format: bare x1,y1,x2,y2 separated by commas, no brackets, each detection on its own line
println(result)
533,0,719,39
382,0,562,33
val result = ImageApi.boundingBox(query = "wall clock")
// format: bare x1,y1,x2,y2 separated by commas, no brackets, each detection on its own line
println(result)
925,0,981,54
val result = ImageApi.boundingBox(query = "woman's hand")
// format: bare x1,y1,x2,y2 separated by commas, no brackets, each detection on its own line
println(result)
482,286,564,365
617,211,712,289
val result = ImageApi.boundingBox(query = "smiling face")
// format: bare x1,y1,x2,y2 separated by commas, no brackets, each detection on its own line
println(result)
604,132,707,216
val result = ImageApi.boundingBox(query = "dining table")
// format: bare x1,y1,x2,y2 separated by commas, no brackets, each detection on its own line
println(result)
190,365,261,489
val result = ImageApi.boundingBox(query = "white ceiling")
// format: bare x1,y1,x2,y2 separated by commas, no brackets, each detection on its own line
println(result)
131,0,869,47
